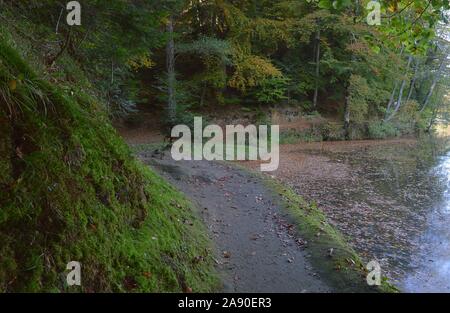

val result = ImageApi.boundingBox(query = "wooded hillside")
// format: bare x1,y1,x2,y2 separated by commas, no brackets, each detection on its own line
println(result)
3,1,448,138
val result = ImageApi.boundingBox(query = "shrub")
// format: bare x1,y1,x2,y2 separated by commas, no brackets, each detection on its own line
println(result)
319,122,345,141
280,128,323,144
368,121,399,139
252,76,289,105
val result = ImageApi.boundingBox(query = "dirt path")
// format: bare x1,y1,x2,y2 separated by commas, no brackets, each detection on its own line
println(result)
137,151,330,293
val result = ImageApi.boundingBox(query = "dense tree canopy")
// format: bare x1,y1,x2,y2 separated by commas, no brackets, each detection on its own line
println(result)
1,0,449,138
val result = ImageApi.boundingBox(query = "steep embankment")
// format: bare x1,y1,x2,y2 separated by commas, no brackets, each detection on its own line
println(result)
0,40,218,292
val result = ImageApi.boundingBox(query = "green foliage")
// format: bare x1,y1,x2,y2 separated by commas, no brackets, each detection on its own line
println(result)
280,128,323,143
229,48,283,91
347,74,370,123
0,1,165,117
3,0,448,129
368,121,400,139
177,36,232,64
252,76,289,105
319,121,346,141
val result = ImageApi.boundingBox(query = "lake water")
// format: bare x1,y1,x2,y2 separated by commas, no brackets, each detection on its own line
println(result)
401,150,450,292
302,136,450,291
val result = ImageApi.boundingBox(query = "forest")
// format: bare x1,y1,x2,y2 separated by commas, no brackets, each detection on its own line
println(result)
3,0,449,136
1,0,450,295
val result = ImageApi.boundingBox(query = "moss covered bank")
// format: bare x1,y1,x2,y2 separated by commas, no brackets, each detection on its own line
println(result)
0,39,218,292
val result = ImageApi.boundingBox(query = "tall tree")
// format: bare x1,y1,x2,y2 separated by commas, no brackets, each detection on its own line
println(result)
166,16,177,125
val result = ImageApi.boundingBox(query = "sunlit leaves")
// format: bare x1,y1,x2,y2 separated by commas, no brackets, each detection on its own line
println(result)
126,53,155,71
228,49,283,92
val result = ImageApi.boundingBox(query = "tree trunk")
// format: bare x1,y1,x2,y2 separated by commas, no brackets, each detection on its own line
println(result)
313,28,321,109
200,83,206,106
166,16,177,126
421,80,437,112
385,83,398,119
406,58,419,103
426,106,439,133
343,79,351,140
385,45,405,119
385,55,413,122
55,7,64,34
420,53,446,113
343,28,357,140
111,58,115,85
426,92,444,132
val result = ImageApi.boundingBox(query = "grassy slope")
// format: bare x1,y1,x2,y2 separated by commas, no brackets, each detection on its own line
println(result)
0,37,218,292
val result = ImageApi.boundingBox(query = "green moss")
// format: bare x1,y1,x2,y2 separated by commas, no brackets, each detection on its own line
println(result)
0,39,219,292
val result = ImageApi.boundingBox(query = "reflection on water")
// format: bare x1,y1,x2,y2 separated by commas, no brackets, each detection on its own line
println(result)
402,152,450,292
305,136,450,290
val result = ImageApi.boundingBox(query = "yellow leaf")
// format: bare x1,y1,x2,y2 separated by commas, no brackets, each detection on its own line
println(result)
388,2,397,13
8,80,17,91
